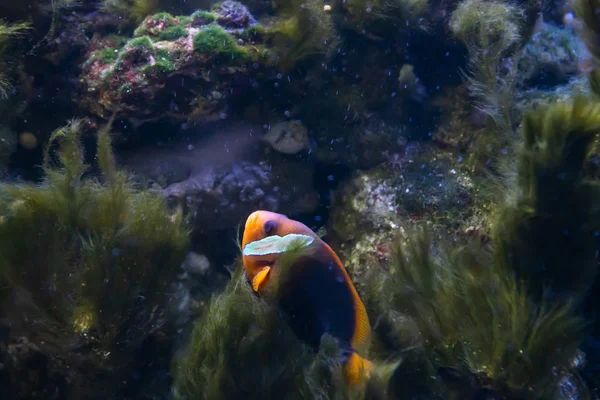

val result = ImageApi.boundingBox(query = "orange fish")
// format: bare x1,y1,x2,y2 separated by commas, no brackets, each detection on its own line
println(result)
241,210,374,387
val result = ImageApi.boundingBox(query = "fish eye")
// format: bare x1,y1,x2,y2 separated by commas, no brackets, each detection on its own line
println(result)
263,220,276,235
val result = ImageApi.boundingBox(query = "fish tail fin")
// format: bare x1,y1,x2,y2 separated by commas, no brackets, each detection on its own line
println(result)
343,352,375,387
344,352,404,394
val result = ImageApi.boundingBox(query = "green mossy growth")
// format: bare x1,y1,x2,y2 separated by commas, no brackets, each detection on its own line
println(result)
367,228,586,398
449,0,522,46
0,119,189,394
193,24,248,61
172,265,365,400
241,25,266,41
152,11,176,20
157,25,189,41
493,96,600,297
92,47,119,64
129,35,154,50
450,0,524,135
267,0,337,67
190,10,217,25
0,20,31,99
134,11,178,37
363,96,600,398
144,49,177,74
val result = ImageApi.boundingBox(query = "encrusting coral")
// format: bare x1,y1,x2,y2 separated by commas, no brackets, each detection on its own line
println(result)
0,119,189,397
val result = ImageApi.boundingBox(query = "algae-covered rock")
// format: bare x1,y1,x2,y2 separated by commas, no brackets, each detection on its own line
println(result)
431,85,489,152
77,6,272,125
328,142,485,286
517,23,587,89
119,121,320,234
211,0,257,28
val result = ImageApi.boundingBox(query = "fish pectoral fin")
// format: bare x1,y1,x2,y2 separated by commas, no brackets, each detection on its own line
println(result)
252,266,271,292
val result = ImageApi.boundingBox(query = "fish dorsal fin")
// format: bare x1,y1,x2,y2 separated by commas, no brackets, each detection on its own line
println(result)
320,241,372,355
351,300,372,355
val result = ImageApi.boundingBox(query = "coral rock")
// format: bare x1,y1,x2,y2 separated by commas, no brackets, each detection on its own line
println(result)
77,8,272,126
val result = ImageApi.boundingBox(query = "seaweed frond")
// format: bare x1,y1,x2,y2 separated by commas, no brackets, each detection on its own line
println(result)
368,228,586,397
268,0,338,67
172,264,363,400
0,20,31,99
449,0,524,136
570,0,600,97
0,119,189,396
493,96,600,297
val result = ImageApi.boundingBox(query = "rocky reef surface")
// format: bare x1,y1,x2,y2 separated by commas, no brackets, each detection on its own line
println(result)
77,5,272,125
119,120,320,234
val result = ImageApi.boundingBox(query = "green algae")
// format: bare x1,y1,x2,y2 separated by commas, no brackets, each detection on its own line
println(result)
158,25,188,41
193,24,248,60
241,25,265,41
0,119,189,396
367,228,586,398
365,96,600,398
92,47,119,64
134,11,178,38
493,96,600,298
190,10,217,25
266,0,337,67
0,20,31,99
450,0,524,137
128,35,154,50
143,48,177,74
172,262,370,400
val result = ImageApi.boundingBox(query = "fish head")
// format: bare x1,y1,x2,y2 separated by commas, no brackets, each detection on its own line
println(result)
241,210,316,290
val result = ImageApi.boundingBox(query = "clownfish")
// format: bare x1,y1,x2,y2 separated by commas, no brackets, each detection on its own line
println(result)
241,210,374,387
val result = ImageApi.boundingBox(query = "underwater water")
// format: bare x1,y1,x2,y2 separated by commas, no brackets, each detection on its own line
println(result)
0,0,600,399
